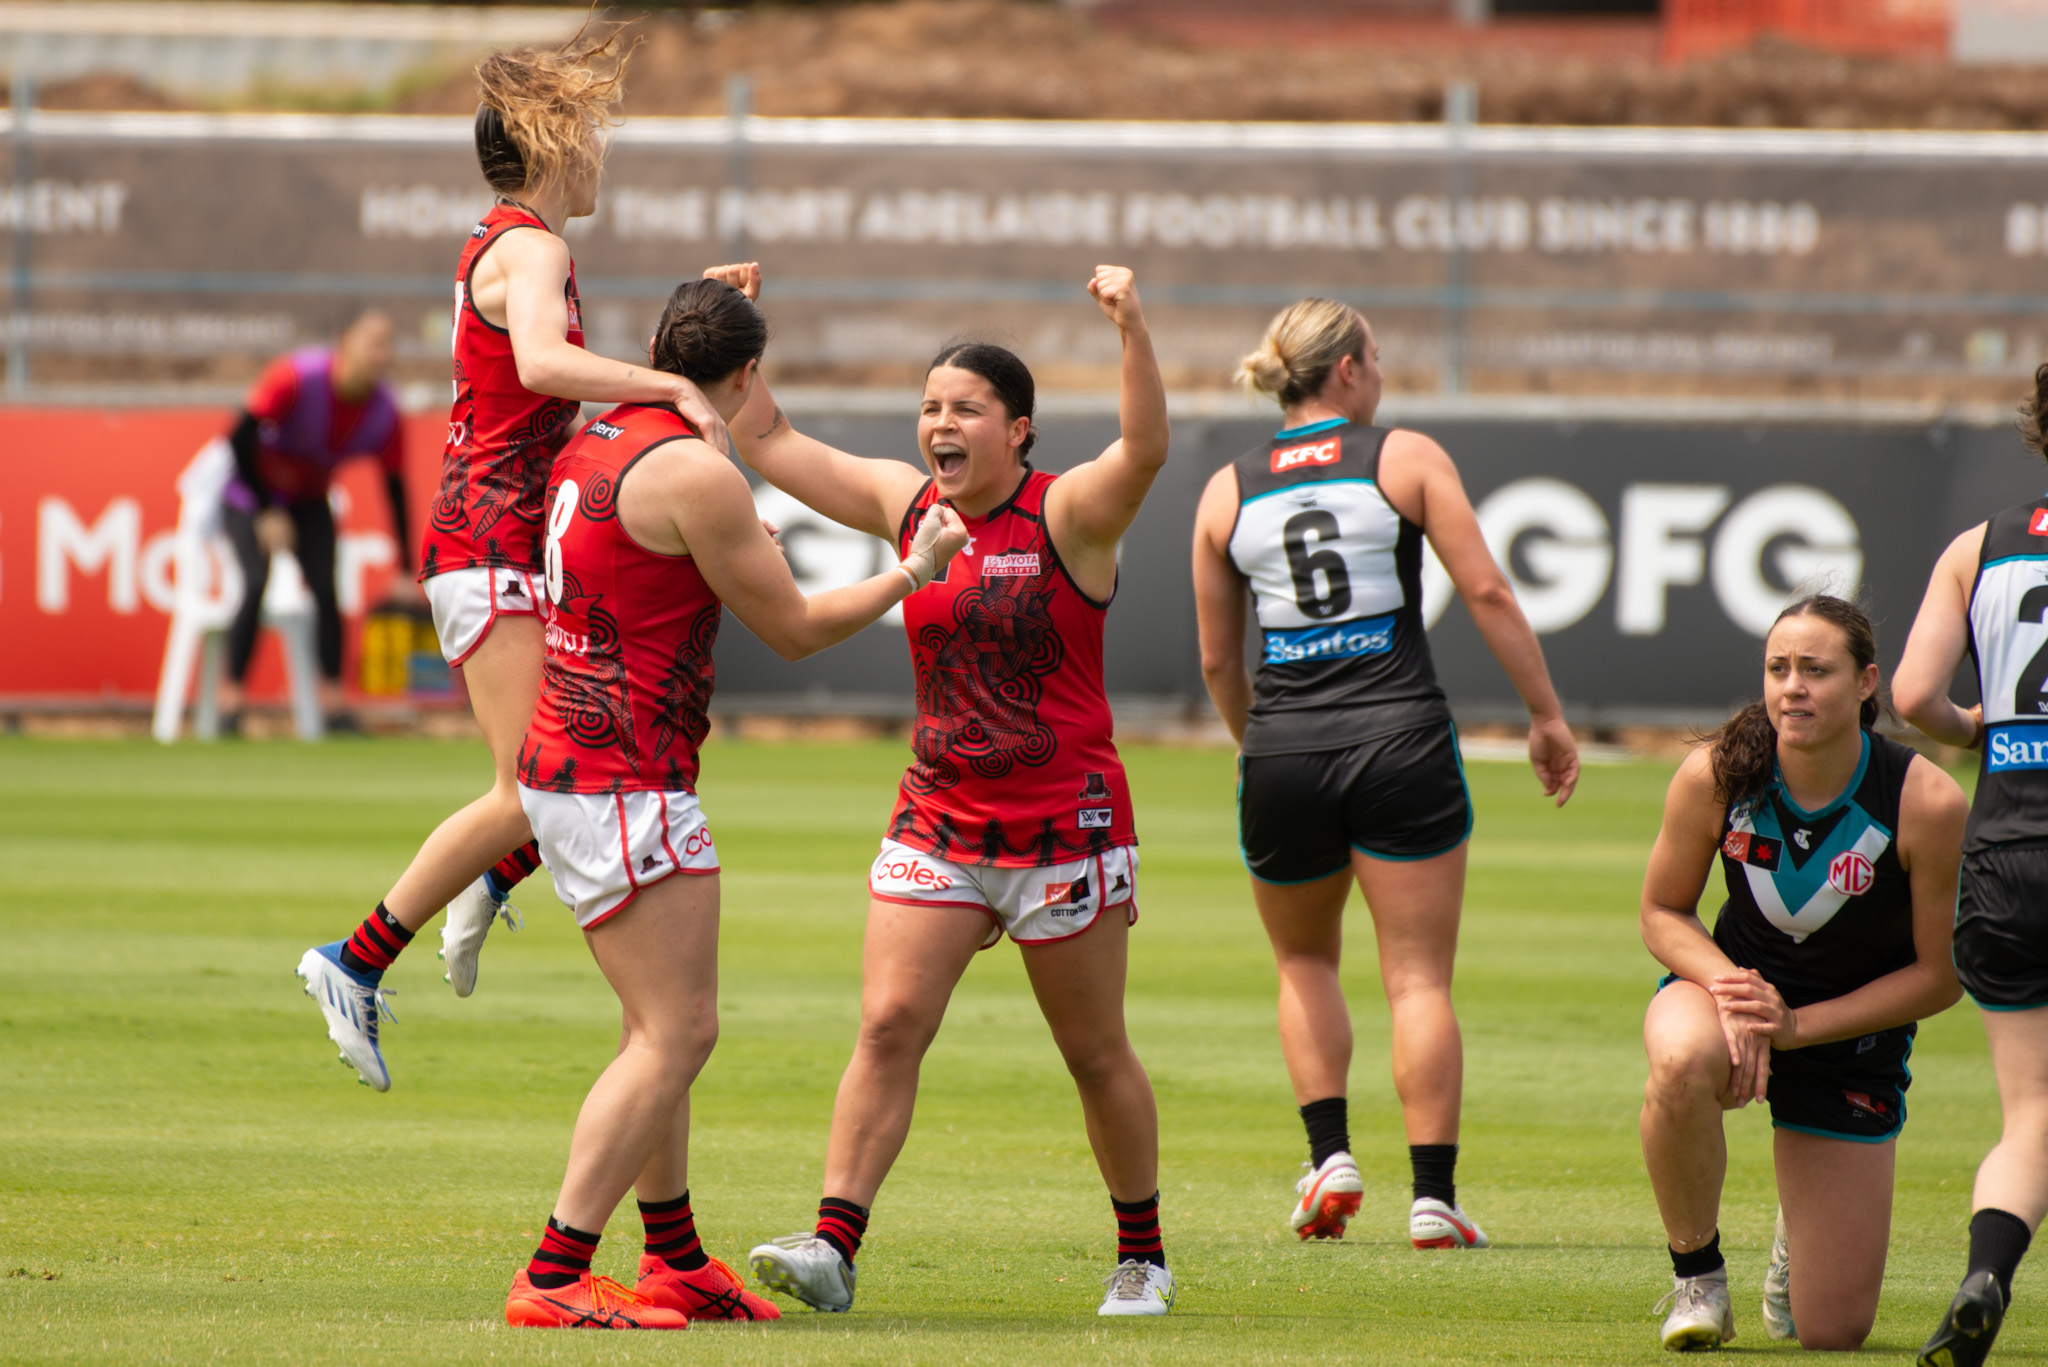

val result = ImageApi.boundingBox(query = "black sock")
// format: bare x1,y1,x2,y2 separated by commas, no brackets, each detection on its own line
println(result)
1112,1192,1166,1269
1410,1143,1458,1205
639,1191,708,1273
338,903,413,977
1968,1208,2033,1301
1300,1097,1350,1169
527,1215,600,1290
1671,1231,1724,1280
815,1196,869,1265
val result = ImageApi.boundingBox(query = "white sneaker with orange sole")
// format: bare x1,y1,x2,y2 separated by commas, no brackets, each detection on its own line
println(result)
1410,1197,1489,1249
1291,1151,1365,1240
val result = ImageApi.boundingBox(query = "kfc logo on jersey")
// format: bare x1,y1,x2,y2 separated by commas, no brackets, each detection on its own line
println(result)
1078,807,1114,828
1828,850,1875,896
983,553,1042,577
2030,507,2048,536
1723,830,1781,871
1272,438,1341,473
588,420,627,440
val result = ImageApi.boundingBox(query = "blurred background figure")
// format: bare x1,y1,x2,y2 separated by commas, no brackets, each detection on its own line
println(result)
217,310,414,734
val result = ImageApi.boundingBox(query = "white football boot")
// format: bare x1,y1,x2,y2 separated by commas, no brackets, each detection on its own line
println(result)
1761,1208,1796,1341
749,1234,856,1312
1410,1196,1489,1249
439,875,521,998
295,941,395,1091
1291,1151,1365,1240
1657,1268,1736,1351
1097,1259,1175,1316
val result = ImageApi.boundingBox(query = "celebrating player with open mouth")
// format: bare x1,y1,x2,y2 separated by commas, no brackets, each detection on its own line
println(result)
716,261,1177,1317
1893,370,2048,1367
501,277,965,1329
1191,299,1578,1249
1639,595,1963,1352
295,28,728,1090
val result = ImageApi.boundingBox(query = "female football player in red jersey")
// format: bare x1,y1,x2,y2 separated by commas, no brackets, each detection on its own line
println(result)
296,29,729,1091
1191,300,1577,1251
716,261,1179,1318
502,277,966,1329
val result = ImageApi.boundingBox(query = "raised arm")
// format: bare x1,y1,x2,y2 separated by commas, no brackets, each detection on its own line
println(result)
1713,755,1965,1047
1379,429,1578,805
1893,524,1988,749
1193,464,1253,744
482,230,729,449
1045,266,1170,563
619,439,964,661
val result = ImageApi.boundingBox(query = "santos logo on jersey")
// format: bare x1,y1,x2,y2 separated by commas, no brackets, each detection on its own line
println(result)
1988,725,2048,771
1263,614,1395,664
1271,438,1341,473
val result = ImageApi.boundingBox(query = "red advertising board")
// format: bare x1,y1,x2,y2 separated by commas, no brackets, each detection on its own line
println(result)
0,408,444,702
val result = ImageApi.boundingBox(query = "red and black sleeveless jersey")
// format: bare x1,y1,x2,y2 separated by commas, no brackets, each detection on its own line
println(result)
421,203,585,580
886,468,1137,866
517,403,719,795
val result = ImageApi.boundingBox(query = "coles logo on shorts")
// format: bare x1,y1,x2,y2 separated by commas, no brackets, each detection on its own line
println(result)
876,856,953,892
1272,438,1340,473
1828,849,1875,896
983,553,1041,577
2030,507,2048,536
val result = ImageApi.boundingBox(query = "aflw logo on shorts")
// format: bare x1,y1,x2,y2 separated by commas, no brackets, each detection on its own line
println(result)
983,553,1041,577
1271,437,1341,473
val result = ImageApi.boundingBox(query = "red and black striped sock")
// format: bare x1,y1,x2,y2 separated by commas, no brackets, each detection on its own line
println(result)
338,903,412,978
639,1191,708,1272
814,1197,869,1265
484,841,543,901
527,1216,600,1291
1113,1192,1165,1269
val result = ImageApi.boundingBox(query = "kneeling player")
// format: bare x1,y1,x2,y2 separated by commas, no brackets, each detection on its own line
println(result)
501,277,966,1329
1639,596,1963,1352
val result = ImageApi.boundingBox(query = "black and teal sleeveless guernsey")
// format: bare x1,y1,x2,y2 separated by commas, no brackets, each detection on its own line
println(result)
1713,731,1917,1009
1966,496,2048,853
1224,419,1451,757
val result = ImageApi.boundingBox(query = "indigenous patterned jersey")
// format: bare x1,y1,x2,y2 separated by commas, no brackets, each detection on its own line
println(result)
421,203,585,580
1225,418,1451,757
1966,495,2048,851
1712,731,1917,1009
517,403,719,795
886,469,1137,867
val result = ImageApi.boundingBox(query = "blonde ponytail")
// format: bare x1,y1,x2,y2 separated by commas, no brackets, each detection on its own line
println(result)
1235,298,1367,407
473,19,639,201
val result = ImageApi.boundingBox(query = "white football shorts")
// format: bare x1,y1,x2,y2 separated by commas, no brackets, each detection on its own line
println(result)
423,566,545,666
868,839,1138,949
519,786,719,928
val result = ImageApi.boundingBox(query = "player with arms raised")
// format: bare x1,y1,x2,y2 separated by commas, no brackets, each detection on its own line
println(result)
502,277,965,1329
719,261,1179,1317
296,27,727,1090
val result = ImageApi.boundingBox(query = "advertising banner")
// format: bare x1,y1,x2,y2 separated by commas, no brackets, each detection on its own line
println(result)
10,112,2048,398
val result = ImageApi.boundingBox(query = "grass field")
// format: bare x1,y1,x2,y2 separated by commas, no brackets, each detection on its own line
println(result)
0,736,2024,1364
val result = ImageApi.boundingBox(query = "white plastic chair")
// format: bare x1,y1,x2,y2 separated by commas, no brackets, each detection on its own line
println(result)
151,438,324,742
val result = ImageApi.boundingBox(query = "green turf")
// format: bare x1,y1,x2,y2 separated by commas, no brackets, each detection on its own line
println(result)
0,736,2022,1363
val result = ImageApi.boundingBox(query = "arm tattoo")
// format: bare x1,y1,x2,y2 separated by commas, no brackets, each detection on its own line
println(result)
754,405,786,442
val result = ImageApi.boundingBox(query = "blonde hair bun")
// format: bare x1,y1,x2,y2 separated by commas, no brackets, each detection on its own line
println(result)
1238,298,1366,407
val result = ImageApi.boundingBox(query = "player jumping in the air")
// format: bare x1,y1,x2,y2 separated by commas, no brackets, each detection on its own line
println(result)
295,26,727,1090
502,277,965,1329
1894,367,2048,1367
718,260,1178,1317
1191,299,1577,1248
1640,596,1963,1351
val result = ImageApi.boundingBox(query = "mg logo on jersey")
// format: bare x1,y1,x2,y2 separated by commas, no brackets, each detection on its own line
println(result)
2031,508,2048,536
1271,438,1341,473
1828,850,1875,896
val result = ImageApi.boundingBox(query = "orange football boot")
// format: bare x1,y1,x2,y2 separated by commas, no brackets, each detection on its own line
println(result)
504,1269,690,1329
637,1253,782,1321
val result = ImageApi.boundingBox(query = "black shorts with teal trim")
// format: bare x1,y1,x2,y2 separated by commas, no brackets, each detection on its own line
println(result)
1765,1025,1913,1142
1238,722,1472,884
1956,846,2048,1011
1654,976,1911,1142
